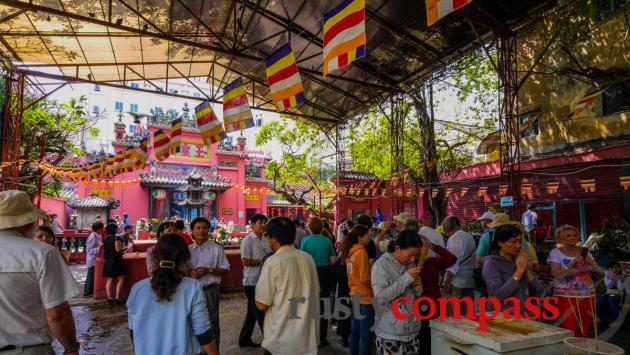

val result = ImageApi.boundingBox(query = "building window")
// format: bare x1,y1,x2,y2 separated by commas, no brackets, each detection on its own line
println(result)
602,83,630,116
114,101,123,111
94,84,101,91
129,82,140,88
519,112,539,138
130,103,138,113
193,92,201,98
218,160,238,168
92,105,100,114
256,118,263,127
595,0,626,22
129,125,136,134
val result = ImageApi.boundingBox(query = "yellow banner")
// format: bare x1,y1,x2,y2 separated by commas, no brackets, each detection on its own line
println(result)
245,194,260,201
90,189,112,198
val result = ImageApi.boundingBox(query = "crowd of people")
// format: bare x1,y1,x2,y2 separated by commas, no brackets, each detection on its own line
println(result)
1,188,628,355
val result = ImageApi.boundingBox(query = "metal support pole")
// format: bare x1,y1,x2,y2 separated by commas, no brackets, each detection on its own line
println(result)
578,200,587,243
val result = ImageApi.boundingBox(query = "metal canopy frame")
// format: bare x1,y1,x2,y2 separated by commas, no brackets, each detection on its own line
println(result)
0,0,552,127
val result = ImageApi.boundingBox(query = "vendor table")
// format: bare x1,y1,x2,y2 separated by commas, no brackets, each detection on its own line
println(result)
430,315,572,355
93,252,149,300
127,239,156,253
92,246,244,299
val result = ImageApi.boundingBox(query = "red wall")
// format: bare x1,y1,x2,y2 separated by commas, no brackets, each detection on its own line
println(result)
39,196,70,228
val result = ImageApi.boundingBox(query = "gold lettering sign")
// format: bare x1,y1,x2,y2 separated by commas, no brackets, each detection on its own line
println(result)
222,208,233,215
89,189,113,198
245,194,260,201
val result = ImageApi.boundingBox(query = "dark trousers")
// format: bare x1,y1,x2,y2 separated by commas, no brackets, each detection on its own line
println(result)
203,286,221,352
418,299,440,355
317,266,332,342
239,285,265,344
350,304,374,355
83,266,95,296
334,262,351,343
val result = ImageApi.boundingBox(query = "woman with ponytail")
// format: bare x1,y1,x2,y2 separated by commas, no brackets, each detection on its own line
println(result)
126,234,218,355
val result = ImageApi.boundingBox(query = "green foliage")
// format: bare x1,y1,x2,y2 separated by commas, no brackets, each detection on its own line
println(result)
255,117,335,210
593,218,630,259
19,95,100,196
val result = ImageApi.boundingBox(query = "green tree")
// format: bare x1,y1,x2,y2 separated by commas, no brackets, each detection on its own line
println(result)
19,95,100,197
255,117,335,214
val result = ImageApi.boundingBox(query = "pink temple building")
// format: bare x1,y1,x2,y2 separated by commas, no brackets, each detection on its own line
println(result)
40,109,306,229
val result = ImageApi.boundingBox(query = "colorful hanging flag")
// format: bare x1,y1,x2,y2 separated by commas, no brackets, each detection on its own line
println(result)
222,78,254,133
546,180,560,194
371,188,378,196
381,188,387,197
195,100,227,145
153,129,171,162
568,85,611,117
418,188,426,197
170,118,182,154
113,151,124,176
391,172,400,187
122,146,136,173
403,168,410,184
580,178,596,192
460,187,469,197
499,184,509,195
396,188,403,197
132,138,148,169
431,188,440,198
426,0,473,27
521,181,532,195
405,188,414,198
445,188,453,198
104,154,115,177
265,43,305,111
620,176,630,190
478,186,488,197
322,0,366,76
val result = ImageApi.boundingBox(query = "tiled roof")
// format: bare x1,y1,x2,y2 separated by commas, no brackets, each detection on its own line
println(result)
58,187,78,199
216,149,271,159
246,176,272,183
338,170,379,181
266,195,301,207
66,195,120,209
140,174,231,190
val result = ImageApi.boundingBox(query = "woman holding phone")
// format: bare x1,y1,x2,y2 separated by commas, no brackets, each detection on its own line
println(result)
548,224,604,337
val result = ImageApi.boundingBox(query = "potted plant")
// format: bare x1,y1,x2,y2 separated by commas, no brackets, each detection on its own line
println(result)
592,218,630,266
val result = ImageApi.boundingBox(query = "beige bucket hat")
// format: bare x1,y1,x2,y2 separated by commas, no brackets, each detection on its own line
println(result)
0,190,47,229
393,211,416,224
488,213,513,228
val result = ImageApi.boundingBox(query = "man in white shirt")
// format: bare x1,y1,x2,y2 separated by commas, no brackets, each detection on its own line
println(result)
418,210,445,257
441,216,476,317
256,217,319,355
0,190,81,354
522,204,538,235
239,214,268,348
293,219,308,248
189,217,230,351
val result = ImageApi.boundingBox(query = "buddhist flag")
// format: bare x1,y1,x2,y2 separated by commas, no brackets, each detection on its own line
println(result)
132,138,148,169
406,188,414,198
521,181,532,195
499,184,509,195
104,154,115,177
322,0,366,76
195,100,227,145
461,187,469,196
418,188,426,197
113,151,124,176
546,180,560,194
222,78,254,133
403,168,410,184
620,175,630,190
381,188,387,197
391,172,400,187
426,0,473,27
580,178,596,192
568,85,611,117
153,129,171,162
478,186,488,197
371,188,378,196
122,146,136,173
170,118,182,154
396,188,403,197
431,188,440,198
265,43,305,111
445,188,453,198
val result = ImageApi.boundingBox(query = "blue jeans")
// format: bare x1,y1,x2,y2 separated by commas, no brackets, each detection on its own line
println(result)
350,303,374,355
597,293,620,321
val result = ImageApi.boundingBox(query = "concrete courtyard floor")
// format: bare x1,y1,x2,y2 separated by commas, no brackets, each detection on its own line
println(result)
54,265,630,354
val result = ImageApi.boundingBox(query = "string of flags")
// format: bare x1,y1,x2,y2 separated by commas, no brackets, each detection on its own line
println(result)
334,175,630,198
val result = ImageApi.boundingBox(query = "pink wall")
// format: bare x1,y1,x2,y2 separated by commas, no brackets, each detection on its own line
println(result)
39,196,69,228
